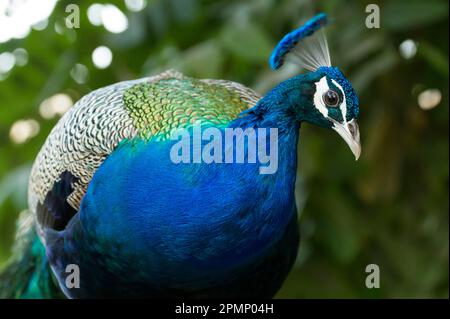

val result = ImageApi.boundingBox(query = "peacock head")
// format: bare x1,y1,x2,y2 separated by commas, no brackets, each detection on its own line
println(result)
269,13,361,160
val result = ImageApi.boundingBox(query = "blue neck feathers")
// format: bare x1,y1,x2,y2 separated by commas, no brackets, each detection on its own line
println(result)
231,74,307,131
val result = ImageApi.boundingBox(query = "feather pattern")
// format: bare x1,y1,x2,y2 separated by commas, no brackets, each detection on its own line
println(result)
28,70,261,237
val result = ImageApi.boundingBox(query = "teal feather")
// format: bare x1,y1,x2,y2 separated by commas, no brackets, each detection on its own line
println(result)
0,220,63,299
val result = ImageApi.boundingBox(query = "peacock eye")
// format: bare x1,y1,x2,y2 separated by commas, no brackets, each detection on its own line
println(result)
323,90,339,107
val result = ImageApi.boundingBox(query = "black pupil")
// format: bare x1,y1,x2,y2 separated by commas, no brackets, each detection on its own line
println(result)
324,90,339,106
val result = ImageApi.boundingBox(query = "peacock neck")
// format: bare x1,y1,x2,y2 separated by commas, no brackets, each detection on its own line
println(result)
228,79,303,181
220,87,302,253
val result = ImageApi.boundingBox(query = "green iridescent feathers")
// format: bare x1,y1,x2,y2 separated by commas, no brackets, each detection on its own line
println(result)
0,226,63,299
123,77,250,139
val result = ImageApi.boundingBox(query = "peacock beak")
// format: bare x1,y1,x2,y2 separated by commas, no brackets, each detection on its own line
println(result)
331,118,361,161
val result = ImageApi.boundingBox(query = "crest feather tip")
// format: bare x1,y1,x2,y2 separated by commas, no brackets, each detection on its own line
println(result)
270,13,331,71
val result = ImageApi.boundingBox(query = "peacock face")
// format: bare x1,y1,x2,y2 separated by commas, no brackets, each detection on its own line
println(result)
295,66,361,160
269,13,361,160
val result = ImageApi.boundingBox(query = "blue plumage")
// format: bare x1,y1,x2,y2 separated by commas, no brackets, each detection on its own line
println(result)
45,68,360,297
47,120,300,297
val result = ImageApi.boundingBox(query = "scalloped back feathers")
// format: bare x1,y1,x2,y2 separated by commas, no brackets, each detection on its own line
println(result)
28,70,261,235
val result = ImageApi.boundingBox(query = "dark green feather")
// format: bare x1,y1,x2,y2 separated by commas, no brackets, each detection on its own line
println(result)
0,220,63,299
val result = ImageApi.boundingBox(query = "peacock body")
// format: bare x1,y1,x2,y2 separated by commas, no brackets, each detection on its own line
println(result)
0,14,360,298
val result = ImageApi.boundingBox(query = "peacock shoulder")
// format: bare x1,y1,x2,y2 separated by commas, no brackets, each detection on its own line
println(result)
28,70,261,235
123,76,259,139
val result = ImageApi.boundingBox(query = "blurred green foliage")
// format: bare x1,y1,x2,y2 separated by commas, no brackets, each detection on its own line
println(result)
0,0,448,298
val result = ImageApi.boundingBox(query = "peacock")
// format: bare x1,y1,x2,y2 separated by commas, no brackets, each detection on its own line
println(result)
0,13,360,298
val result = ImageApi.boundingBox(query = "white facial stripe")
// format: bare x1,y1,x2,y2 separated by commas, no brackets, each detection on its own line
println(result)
331,79,347,123
313,76,329,118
